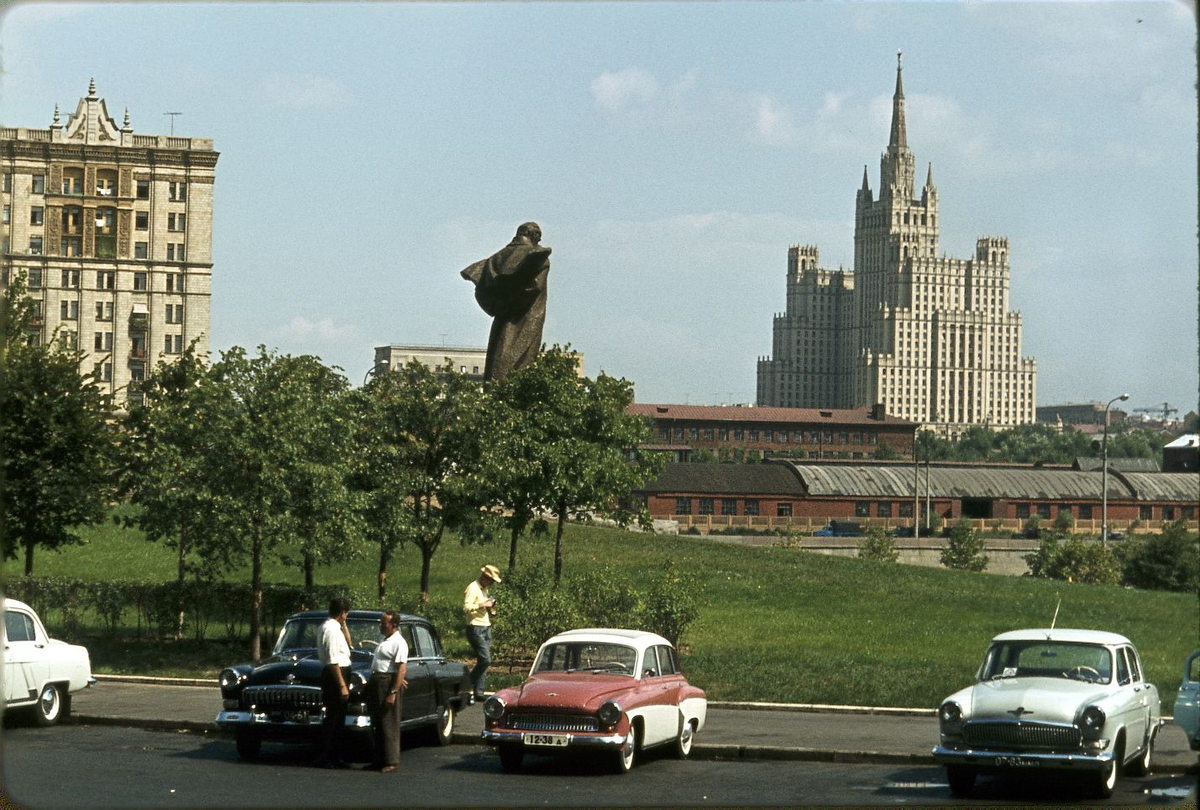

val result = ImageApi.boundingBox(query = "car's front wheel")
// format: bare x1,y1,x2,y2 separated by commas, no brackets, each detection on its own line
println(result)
235,731,262,761
1095,754,1119,798
34,683,65,726
946,765,975,797
498,743,524,773
430,701,455,746
674,719,695,759
612,728,637,774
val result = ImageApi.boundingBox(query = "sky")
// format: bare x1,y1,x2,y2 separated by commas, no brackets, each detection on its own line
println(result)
1,1,1196,417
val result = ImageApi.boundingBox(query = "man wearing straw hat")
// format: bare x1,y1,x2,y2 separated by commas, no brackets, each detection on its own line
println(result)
463,564,502,703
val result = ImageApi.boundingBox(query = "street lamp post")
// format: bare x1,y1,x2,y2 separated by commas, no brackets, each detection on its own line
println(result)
1101,393,1130,548
364,358,390,386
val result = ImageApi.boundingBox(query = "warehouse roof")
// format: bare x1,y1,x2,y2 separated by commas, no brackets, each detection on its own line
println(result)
639,462,804,496
626,403,915,427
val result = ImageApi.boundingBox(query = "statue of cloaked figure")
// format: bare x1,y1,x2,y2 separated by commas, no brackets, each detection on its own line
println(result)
460,222,552,382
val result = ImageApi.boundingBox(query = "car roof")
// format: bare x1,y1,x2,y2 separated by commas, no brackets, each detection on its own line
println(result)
1,598,34,613
540,628,672,649
286,610,429,624
990,628,1132,646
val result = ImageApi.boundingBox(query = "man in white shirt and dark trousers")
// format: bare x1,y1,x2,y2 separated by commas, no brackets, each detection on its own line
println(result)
366,610,408,772
316,597,353,768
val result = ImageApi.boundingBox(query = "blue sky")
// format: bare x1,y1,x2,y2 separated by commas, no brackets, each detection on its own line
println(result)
2,2,1196,416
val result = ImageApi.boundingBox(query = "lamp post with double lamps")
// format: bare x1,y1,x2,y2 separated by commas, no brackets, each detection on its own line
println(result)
1100,393,1130,548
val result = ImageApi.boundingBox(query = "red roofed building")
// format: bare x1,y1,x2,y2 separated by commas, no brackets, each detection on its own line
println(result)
626,403,917,461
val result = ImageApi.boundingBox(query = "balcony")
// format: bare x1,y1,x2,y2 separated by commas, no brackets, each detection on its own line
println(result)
129,314,148,332
129,347,148,361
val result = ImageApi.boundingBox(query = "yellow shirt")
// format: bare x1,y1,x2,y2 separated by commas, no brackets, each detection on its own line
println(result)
463,579,491,627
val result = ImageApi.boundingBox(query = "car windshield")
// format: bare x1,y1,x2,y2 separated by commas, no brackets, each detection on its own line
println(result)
981,641,1113,684
273,617,382,655
532,642,638,676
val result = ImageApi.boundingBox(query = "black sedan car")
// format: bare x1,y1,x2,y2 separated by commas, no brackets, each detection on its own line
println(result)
216,610,469,760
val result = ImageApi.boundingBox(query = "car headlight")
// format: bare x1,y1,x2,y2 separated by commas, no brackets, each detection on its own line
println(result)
482,696,506,721
597,701,622,727
1080,705,1106,737
939,701,963,730
219,668,246,690
349,670,369,691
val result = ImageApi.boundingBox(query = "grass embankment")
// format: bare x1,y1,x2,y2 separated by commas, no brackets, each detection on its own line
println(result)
22,514,1198,709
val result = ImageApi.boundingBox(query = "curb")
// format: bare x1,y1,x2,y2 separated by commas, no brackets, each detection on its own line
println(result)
94,674,213,688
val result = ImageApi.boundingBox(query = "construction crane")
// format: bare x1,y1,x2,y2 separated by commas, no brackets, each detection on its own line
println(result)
1133,402,1178,421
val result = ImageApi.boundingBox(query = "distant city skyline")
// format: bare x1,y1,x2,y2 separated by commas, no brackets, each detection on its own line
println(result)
2,2,1195,416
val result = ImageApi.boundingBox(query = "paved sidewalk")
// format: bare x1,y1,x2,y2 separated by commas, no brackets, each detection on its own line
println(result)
68,678,1197,773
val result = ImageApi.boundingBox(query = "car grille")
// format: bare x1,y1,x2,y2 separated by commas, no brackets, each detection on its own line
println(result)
509,713,600,733
963,721,1081,750
243,685,324,711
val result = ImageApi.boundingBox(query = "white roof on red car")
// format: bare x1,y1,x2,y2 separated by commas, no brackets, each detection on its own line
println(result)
991,628,1132,646
542,628,672,648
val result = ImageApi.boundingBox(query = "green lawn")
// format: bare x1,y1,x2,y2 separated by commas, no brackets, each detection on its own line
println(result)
17,515,1198,709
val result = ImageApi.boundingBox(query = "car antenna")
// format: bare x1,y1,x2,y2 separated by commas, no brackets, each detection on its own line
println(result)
1047,593,1061,637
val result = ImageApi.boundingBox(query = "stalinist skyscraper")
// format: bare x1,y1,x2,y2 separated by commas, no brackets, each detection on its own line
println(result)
757,56,1036,439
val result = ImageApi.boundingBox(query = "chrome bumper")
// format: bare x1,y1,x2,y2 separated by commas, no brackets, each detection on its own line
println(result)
216,710,371,730
933,743,1113,770
481,729,627,749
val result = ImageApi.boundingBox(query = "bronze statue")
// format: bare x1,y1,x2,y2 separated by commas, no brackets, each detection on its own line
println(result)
460,222,551,382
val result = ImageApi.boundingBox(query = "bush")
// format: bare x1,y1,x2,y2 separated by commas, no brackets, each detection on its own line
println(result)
1022,513,1042,539
1023,534,1121,585
1053,509,1075,533
640,559,699,647
940,519,989,572
858,527,899,563
1115,520,1200,592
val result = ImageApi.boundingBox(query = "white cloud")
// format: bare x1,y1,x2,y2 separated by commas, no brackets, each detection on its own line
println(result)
277,315,356,342
252,74,349,110
749,93,797,144
590,67,659,110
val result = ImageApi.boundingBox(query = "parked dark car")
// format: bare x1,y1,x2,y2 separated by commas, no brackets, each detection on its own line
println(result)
216,610,469,760
813,520,863,537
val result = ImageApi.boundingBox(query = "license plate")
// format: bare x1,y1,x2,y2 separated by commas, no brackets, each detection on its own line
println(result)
523,733,569,748
995,756,1039,768
285,710,310,723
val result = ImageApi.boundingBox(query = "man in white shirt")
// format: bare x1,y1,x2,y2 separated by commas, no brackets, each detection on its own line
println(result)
463,564,501,702
366,610,409,772
316,597,353,768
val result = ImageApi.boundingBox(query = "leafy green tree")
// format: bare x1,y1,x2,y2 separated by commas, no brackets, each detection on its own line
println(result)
353,360,485,603
1023,533,1121,585
1115,519,1200,592
940,519,989,572
1,272,114,575
117,344,225,638
1053,508,1075,533
874,441,900,461
858,526,900,563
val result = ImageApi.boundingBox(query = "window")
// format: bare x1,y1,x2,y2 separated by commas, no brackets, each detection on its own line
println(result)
5,611,37,643
776,503,793,517
100,362,112,382
1125,647,1142,682
60,171,81,195
1183,506,1195,520
133,272,148,291
28,236,43,254
1015,503,1030,519
733,430,744,440
748,430,760,442
136,179,149,200
792,431,803,442
61,269,79,287
95,301,113,321
674,498,692,516
1163,506,1175,521
1116,648,1131,686
60,236,82,256
167,212,186,231
2,173,9,192
672,427,683,440
94,331,113,351
698,498,714,516
719,429,728,441
877,502,892,517
743,500,759,517
688,428,698,440
96,271,115,290
27,267,42,288
167,243,186,261
169,181,187,202
135,211,149,230
898,502,914,518
657,427,668,440
1139,505,1153,521
165,304,184,324
720,498,737,516
855,501,870,518
134,242,148,259
95,174,116,196
61,206,83,233
164,334,183,354
1036,503,1051,519
59,300,78,320
838,431,849,443
1058,505,1072,518
764,430,774,443
2,205,8,224
31,174,45,194
1079,505,1093,520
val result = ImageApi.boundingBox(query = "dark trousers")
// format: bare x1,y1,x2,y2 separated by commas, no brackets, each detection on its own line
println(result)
466,624,492,698
320,665,350,763
367,672,402,768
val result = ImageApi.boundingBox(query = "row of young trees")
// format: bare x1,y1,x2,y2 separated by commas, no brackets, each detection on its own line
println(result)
915,422,1177,467
2,277,663,658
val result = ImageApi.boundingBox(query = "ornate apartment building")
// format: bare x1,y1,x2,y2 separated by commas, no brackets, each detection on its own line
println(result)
757,58,1036,439
1,80,217,404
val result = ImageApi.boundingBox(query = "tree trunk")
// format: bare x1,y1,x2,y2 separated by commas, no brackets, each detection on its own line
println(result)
24,538,34,577
250,528,263,660
553,498,567,587
420,545,433,603
174,526,188,642
508,523,520,571
378,542,391,602
304,550,315,591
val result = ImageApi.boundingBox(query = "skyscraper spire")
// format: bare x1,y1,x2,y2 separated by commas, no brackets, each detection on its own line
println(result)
888,51,907,150
926,162,934,187
862,165,870,191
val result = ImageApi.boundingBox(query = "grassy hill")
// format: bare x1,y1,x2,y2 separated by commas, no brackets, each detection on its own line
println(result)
20,514,1197,709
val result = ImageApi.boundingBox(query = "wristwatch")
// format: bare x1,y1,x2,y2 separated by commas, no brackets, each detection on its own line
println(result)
389,689,399,695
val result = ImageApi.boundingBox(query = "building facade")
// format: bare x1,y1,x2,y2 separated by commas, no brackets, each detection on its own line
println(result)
372,344,585,384
1,80,217,405
1036,402,1129,426
627,402,916,461
757,58,1037,439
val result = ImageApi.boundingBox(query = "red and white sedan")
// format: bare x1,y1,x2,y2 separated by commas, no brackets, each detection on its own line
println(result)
481,628,707,773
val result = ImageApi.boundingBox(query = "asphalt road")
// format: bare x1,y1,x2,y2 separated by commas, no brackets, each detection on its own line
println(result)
3,724,1196,808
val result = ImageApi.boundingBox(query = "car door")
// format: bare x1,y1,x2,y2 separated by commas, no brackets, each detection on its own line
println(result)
637,645,681,746
1123,646,1152,749
4,609,42,706
399,622,435,724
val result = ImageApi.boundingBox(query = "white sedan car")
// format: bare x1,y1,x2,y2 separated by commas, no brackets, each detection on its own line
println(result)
933,628,1163,799
3,598,94,725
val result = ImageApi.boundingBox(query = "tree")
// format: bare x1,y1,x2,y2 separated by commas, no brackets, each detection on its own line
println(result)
1,272,114,575
1023,533,1121,585
117,344,226,638
858,526,900,563
874,441,900,461
940,519,989,572
1115,519,1200,592
353,360,484,603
